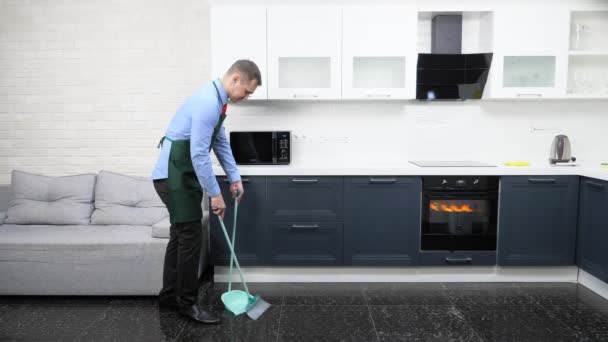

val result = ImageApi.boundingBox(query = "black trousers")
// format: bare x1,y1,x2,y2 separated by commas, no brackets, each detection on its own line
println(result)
153,179,202,306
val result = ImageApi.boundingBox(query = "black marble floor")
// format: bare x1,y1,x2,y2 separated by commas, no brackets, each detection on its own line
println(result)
2,282,608,341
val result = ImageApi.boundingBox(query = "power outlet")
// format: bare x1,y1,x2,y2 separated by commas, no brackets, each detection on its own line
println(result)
529,126,561,134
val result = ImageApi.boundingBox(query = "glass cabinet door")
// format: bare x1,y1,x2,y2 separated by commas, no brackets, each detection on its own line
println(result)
503,56,556,88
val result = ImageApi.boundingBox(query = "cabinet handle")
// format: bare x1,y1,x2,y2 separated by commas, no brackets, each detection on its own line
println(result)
291,178,319,184
292,94,319,98
528,178,556,184
585,181,605,189
223,178,249,183
365,94,392,98
291,224,319,230
445,257,472,265
516,93,543,98
369,178,397,184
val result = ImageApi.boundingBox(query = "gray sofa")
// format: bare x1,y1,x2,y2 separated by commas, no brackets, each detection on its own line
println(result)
0,170,209,296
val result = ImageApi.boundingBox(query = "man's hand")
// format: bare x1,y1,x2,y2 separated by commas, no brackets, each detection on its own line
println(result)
210,194,226,219
230,180,244,202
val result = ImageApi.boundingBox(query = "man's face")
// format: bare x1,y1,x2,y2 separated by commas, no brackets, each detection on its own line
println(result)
228,73,258,103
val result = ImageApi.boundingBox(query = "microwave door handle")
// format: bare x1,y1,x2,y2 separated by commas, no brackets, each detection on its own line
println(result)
272,132,277,164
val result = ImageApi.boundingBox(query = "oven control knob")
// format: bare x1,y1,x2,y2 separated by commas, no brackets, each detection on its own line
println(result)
456,179,466,187
473,179,480,186
441,179,448,187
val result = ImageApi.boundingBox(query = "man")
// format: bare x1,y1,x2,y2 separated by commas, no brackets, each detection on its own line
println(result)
151,60,260,324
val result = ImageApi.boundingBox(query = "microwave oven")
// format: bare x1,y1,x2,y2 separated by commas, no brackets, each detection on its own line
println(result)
229,131,291,165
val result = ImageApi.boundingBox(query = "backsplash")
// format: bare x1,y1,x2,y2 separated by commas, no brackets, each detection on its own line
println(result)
224,100,608,167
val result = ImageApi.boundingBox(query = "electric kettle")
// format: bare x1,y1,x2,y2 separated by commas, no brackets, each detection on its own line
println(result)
549,135,576,164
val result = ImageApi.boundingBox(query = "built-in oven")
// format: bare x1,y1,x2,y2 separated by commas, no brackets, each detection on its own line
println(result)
420,176,499,265
229,131,290,165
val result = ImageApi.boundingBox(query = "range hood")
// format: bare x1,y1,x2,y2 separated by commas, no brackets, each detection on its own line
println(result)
416,53,493,100
416,14,493,100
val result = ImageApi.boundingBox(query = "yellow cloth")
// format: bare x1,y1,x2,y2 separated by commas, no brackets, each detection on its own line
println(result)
504,161,531,167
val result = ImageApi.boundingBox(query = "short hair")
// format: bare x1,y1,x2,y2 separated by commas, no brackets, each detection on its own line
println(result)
226,59,262,86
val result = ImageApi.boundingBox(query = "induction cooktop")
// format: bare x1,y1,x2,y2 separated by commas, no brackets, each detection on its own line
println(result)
409,160,497,167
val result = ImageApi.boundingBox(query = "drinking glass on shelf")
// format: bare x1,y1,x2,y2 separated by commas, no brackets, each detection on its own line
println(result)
573,23,591,50
576,72,594,95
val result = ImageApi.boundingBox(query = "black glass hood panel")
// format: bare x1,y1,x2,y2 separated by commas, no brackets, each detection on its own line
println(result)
416,53,493,100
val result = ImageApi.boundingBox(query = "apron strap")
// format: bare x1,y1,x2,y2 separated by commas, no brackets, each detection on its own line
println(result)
157,136,174,149
209,80,228,151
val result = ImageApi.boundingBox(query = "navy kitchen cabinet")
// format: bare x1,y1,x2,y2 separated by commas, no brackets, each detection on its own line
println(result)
498,176,579,266
210,176,268,266
344,177,421,266
267,176,344,265
268,176,343,222
268,222,343,265
577,177,608,281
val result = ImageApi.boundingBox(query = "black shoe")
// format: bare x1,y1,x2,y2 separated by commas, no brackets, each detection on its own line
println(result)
179,304,220,324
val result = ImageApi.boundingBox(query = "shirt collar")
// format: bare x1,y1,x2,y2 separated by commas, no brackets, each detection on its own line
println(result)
212,79,228,106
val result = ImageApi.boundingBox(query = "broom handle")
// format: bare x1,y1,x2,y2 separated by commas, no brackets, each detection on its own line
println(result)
218,213,251,296
228,194,239,292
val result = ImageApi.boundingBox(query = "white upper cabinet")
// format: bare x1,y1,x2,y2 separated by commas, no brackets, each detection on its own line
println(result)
342,7,417,99
210,7,267,100
489,6,569,98
267,7,342,99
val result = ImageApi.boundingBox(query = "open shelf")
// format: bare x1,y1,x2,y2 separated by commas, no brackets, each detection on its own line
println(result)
569,50,608,56
567,54,608,97
570,11,608,52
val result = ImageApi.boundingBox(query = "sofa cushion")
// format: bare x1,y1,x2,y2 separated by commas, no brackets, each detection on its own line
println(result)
0,224,165,246
0,224,168,295
5,170,96,225
91,170,168,226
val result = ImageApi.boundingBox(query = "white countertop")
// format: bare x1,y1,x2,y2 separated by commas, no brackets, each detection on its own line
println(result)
213,161,608,182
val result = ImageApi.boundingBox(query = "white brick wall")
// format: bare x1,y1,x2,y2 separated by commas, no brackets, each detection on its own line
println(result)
0,0,211,183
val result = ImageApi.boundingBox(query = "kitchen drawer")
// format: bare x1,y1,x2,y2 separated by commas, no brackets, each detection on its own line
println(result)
268,222,343,266
419,251,497,266
500,175,577,186
268,176,343,222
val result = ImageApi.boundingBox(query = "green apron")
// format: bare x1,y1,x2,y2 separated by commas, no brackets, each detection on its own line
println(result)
158,81,227,224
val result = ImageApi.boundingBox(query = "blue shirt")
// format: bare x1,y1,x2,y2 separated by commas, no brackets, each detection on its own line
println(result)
151,79,240,197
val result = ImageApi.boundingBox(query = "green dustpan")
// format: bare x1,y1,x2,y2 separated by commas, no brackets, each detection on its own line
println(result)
220,290,257,316
217,195,271,319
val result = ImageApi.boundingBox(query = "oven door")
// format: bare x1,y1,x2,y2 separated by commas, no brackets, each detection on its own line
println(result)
421,191,498,251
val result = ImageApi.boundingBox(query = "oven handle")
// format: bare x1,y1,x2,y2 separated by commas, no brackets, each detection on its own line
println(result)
424,192,498,199
445,257,473,265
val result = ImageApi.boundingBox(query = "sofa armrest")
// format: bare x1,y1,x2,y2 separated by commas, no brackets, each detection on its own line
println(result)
0,211,5,225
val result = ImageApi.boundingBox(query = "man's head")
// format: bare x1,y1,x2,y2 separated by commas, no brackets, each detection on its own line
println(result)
221,60,261,103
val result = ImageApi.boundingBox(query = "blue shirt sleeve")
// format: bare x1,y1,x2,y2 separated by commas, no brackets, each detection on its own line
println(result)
190,102,221,197
213,126,241,183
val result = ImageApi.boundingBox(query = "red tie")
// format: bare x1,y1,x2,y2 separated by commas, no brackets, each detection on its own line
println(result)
221,103,228,115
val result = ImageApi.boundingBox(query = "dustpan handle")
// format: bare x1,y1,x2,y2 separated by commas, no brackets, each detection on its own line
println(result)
217,212,251,296
228,194,239,292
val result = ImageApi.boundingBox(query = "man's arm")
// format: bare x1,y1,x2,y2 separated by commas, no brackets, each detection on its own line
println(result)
213,126,244,201
190,107,221,197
